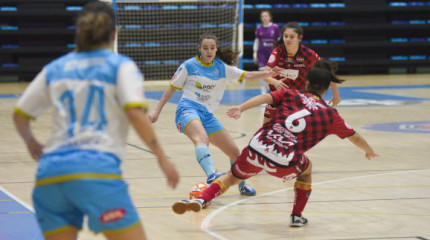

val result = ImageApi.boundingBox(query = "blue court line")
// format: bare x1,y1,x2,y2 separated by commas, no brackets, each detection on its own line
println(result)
145,85,430,105
2,85,430,104
0,187,43,239
0,94,21,98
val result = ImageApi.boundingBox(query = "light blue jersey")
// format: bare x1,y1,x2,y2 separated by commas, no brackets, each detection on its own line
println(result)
15,49,147,184
170,56,245,113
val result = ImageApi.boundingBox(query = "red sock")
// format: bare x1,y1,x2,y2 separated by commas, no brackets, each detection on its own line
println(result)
292,180,312,216
198,179,227,203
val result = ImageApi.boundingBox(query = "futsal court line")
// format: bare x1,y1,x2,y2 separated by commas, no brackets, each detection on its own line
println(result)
0,186,34,212
201,168,430,240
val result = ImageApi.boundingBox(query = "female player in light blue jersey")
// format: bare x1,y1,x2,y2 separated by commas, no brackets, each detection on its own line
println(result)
149,32,282,196
12,2,179,240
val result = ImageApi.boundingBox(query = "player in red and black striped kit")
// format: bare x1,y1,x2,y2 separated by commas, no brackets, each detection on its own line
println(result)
171,59,379,227
262,22,342,124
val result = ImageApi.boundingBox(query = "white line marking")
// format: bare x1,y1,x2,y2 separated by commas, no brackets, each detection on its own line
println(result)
0,186,34,212
201,168,430,239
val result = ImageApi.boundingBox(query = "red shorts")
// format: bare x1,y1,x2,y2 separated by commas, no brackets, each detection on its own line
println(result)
264,104,276,118
231,147,310,182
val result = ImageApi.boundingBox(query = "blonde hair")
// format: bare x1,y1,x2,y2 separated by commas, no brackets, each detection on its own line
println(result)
75,1,115,52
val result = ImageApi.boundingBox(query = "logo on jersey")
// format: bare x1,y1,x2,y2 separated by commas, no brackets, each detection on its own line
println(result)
268,54,276,64
64,57,105,71
279,69,299,80
273,123,297,142
194,92,211,102
214,68,220,77
294,64,306,68
171,66,182,82
100,208,126,223
234,164,259,177
296,57,305,62
249,132,295,166
245,149,277,173
300,93,325,110
196,82,216,92
282,173,297,182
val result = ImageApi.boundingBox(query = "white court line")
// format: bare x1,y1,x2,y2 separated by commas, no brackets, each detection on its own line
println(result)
201,168,430,240
0,186,34,212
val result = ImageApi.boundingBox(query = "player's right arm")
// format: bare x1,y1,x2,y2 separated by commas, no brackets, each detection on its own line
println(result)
12,68,51,161
347,132,379,160
149,64,187,123
227,88,287,119
13,113,44,161
149,86,176,123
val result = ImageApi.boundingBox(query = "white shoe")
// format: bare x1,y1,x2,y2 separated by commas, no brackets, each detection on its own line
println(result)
172,199,205,214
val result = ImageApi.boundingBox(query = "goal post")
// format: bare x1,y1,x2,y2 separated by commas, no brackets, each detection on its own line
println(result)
113,0,243,80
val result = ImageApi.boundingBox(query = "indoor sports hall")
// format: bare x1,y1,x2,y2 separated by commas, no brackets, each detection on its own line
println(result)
1,0,429,239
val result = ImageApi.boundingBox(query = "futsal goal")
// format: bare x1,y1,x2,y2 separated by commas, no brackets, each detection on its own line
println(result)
113,0,243,80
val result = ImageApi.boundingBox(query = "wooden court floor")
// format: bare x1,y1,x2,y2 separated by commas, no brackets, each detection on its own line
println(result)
0,74,429,240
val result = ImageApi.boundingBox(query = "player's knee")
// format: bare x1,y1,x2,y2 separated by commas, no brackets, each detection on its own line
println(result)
298,161,312,179
229,147,240,160
190,136,209,146
225,171,242,187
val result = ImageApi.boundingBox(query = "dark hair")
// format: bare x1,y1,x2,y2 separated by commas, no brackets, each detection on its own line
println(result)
273,22,303,49
260,10,273,21
313,59,345,84
306,59,345,95
198,32,240,66
306,68,332,95
75,1,115,52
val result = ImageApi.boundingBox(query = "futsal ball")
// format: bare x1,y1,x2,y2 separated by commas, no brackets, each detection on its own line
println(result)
189,182,211,208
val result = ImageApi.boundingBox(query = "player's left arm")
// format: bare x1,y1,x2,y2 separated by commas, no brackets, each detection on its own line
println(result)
330,113,379,160
347,132,379,160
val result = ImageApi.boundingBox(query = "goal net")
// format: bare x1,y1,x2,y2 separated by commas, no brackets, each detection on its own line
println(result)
114,0,241,80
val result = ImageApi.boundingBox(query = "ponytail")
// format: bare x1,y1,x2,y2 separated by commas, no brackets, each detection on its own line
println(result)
75,1,115,52
313,59,345,84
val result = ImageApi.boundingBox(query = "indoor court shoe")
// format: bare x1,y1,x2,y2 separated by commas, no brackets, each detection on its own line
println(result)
289,214,308,227
206,172,226,184
172,199,205,214
239,183,257,196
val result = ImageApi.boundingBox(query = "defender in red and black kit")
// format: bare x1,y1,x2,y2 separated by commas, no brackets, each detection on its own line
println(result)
262,22,341,123
171,60,379,228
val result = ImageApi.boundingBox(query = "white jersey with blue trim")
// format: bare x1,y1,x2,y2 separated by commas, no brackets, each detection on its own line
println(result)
170,56,245,113
15,49,147,158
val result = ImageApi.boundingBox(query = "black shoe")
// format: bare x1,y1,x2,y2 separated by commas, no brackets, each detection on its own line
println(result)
289,214,308,227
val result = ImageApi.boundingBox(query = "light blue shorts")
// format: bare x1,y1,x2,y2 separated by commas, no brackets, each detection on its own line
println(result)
33,179,140,236
175,98,225,136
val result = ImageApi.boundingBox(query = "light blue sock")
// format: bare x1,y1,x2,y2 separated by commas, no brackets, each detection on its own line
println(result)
231,159,247,188
196,145,215,177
